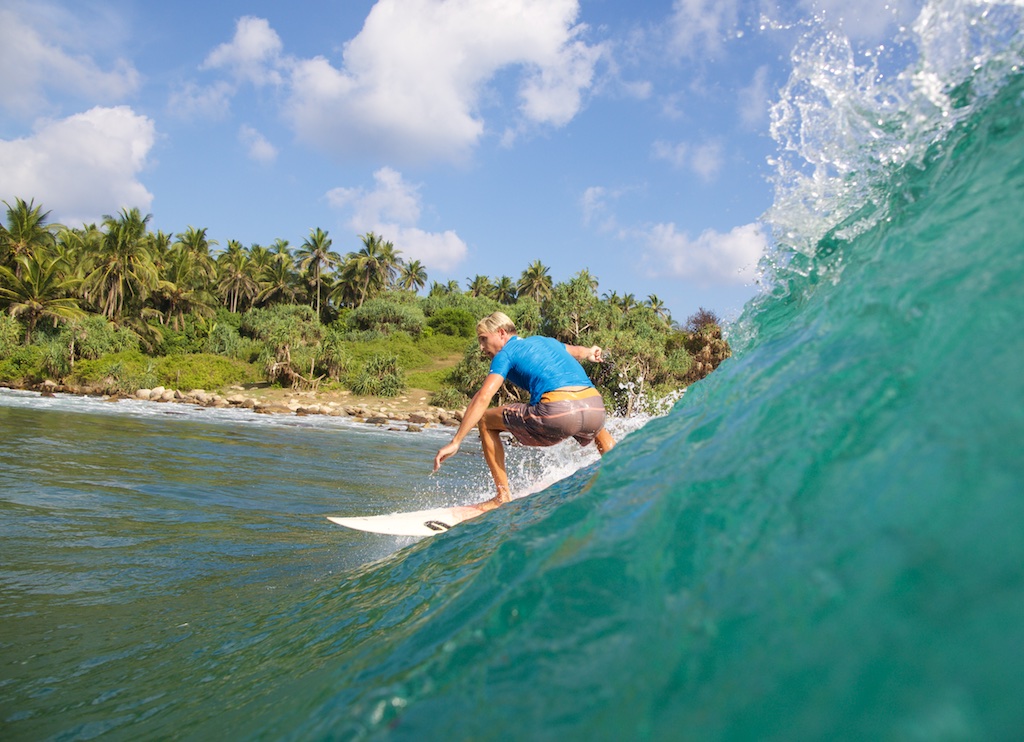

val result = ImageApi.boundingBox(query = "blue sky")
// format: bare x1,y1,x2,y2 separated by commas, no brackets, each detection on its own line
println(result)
0,0,920,322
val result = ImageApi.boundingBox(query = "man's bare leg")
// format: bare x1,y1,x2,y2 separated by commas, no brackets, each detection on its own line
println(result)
595,428,616,455
476,406,512,511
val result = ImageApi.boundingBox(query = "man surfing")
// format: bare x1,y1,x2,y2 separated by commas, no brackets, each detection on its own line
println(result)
433,311,616,512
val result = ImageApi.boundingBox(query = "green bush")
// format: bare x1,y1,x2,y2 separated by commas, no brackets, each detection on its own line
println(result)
58,315,139,361
318,326,348,380
0,314,24,356
349,354,406,397
153,354,261,390
414,333,473,358
343,333,432,371
241,305,323,348
347,297,425,336
427,307,476,337
70,351,158,394
431,386,469,410
421,291,499,320
0,344,46,383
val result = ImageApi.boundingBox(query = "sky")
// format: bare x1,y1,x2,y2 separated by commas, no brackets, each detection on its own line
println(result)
0,0,920,322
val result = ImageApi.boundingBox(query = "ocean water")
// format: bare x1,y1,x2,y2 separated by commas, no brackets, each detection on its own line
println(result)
3,1,1024,739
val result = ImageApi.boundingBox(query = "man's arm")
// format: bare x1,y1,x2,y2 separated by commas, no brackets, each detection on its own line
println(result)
565,344,605,363
433,373,506,471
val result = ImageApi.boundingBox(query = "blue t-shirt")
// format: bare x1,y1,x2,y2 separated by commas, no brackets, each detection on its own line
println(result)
489,335,593,405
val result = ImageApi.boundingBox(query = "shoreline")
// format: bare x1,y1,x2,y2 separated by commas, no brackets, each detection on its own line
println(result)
7,380,466,432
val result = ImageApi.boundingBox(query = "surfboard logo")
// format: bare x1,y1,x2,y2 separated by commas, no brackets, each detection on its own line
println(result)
424,520,452,532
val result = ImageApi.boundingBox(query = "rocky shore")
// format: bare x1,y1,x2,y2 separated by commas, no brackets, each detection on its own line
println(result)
28,379,466,432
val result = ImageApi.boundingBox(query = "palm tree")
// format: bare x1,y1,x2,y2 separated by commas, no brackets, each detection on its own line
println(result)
53,226,98,280
82,208,158,321
246,243,273,275
173,226,217,284
270,238,291,259
646,294,671,324
295,227,340,318
1,198,59,277
466,274,494,298
618,292,639,314
155,246,217,329
256,256,301,306
0,254,85,343
217,241,259,313
398,259,428,292
339,232,402,307
575,269,600,295
494,275,517,304
518,260,553,303
149,230,174,274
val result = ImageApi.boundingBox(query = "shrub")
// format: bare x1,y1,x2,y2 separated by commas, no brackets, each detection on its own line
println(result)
349,354,406,397
427,307,476,337
431,386,469,410
0,314,24,356
0,344,46,383
154,354,261,390
347,298,425,336
318,326,348,380
70,351,158,394
64,315,139,360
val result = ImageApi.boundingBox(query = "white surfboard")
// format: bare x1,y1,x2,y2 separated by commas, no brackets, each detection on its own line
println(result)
327,504,485,537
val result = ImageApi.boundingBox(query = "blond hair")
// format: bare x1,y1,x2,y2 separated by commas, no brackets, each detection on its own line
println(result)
477,311,516,335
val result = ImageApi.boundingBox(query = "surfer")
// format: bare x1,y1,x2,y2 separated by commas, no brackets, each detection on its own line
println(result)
433,311,616,511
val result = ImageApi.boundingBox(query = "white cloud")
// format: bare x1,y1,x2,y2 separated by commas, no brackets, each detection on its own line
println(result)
325,167,468,271
667,0,740,59
690,141,723,180
652,140,688,169
167,80,234,120
738,65,772,128
239,125,278,163
642,221,766,285
284,0,602,163
201,16,285,87
0,106,156,226
652,139,723,180
0,5,140,118
581,185,635,234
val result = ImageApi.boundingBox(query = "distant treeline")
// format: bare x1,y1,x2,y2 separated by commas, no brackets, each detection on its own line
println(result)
0,197,730,413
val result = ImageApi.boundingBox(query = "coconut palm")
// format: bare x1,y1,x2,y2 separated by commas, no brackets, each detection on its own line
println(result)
1,198,59,278
617,292,639,314
82,208,158,321
269,238,291,258
173,226,217,284
217,240,259,312
295,227,340,318
52,226,98,280
255,255,301,307
0,254,85,343
338,232,402,307
646,293,671,324
398,259,428,292
574,269,600,295
494,275,517,304
155,246,218,329
466,274,494,298
518,260,553,303
246,243,273,275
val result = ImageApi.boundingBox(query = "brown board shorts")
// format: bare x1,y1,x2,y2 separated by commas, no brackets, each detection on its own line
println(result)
502,387,606,447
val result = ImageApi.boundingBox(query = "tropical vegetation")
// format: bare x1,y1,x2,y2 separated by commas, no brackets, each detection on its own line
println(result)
0,197,731,413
